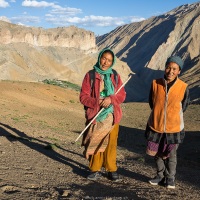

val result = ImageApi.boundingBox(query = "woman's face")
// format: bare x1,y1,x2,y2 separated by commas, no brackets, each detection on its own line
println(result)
100,52,113,71
165,62,180,83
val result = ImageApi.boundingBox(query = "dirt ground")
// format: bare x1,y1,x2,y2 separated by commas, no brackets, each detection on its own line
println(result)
0,80,199,200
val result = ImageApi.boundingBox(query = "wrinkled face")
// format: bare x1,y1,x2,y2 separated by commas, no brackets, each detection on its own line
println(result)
165,62,180,82
100,52,113,71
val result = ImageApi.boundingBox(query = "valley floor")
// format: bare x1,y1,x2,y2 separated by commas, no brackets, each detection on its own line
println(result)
0,81,199,199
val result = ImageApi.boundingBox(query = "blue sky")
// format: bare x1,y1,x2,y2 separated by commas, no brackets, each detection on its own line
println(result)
0,0,199,36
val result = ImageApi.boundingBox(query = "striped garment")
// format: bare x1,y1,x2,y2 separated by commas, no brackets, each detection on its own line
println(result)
82,113,114,159
146,134,176,159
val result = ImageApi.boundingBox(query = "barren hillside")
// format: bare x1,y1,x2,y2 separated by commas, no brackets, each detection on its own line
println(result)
0,42,132,87
0,81,199,199
0,22,97,52
97,2,200,103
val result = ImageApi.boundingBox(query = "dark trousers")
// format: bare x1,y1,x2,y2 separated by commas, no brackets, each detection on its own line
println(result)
155,144,179,180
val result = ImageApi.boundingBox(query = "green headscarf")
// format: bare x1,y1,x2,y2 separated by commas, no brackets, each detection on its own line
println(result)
93,48,116,122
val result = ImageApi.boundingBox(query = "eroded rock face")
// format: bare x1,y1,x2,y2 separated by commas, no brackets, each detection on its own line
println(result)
0,21,132,88
0,22,102,86
0,22,97,53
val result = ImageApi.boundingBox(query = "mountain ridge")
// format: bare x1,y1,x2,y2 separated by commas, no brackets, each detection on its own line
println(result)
97,2,200,103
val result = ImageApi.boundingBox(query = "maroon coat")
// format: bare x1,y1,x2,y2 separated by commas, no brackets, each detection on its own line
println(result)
80,71,126,124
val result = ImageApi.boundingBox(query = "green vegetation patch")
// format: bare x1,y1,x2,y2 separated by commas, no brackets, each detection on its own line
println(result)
42,79,81,91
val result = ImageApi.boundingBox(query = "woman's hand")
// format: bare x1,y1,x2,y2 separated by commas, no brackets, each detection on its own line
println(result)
100,97,111,108
99,98,104,105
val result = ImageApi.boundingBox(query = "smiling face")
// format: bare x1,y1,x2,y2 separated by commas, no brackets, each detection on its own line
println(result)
165,62,181,83
100,51,114,71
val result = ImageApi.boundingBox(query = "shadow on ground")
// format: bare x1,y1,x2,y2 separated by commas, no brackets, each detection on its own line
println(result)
56,181,144,199
118,125,200,189
0,122,87,177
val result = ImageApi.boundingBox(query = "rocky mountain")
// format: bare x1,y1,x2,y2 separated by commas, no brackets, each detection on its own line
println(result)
0,21,97,53
0,21,132,86
97,2,200,103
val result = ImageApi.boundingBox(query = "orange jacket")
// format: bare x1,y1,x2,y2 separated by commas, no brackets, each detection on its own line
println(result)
148,78,187,133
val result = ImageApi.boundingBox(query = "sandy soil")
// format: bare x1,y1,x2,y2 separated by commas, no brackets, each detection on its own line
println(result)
0,80,199,200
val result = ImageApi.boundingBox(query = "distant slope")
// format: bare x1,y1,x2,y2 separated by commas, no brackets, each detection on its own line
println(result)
0,21,97,52
97,2,200,102
0,43,132,86
0,21,132,87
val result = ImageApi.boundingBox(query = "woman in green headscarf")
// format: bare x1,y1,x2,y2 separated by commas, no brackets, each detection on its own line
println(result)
80,48,126,181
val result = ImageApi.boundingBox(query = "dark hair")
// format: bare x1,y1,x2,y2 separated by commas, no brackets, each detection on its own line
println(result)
101,50,114,60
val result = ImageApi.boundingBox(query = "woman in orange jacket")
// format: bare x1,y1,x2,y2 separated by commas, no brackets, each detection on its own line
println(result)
145,55,190,189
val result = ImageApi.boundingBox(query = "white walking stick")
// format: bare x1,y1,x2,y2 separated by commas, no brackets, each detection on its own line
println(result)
72,73,133,144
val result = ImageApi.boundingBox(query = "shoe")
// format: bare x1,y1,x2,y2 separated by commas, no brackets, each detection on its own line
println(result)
149,176,165,186
166,178,175,189
107,172,120,181
87,172,101,181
